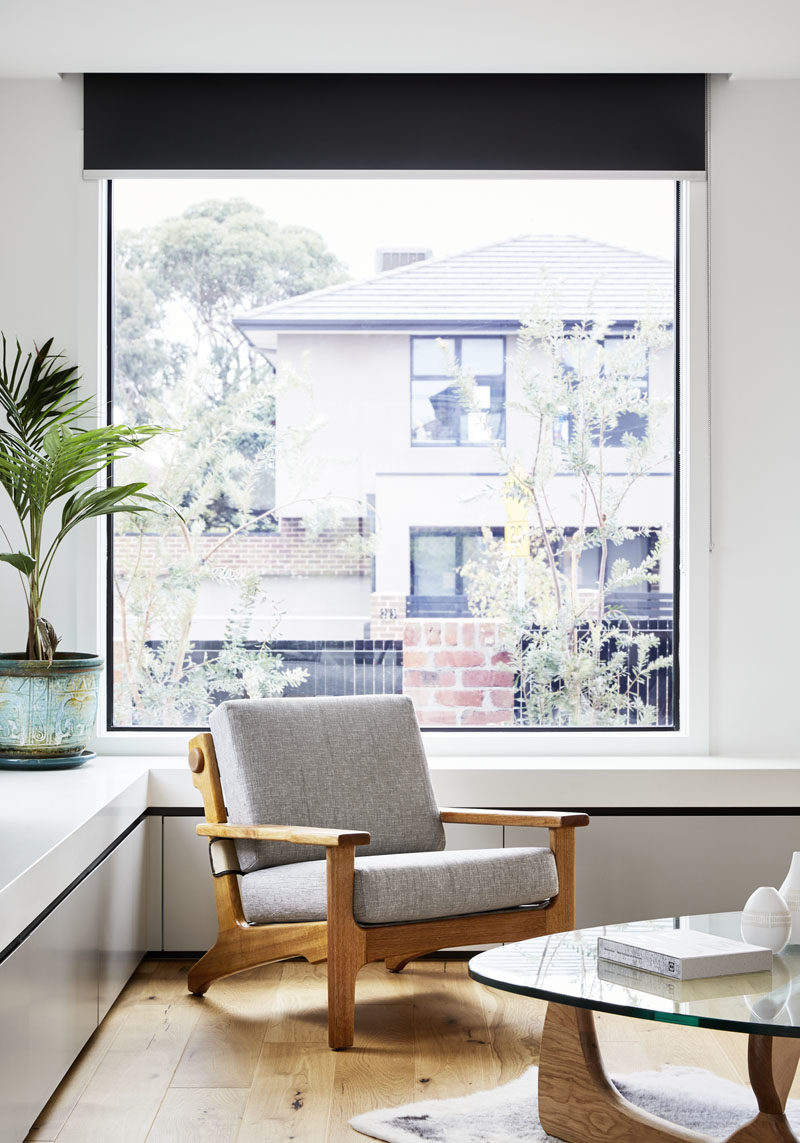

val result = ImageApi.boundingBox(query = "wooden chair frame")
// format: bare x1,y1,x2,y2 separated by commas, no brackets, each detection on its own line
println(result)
187,732,589,1049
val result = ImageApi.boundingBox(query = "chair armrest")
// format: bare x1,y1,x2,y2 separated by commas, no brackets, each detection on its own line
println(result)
439,808,589,829
196,822,371,847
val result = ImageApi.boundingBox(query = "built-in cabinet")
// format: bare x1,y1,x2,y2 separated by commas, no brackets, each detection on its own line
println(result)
162,815,217,952
0,822,146,1143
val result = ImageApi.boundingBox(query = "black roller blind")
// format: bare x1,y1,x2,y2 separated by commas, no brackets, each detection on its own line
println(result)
83,73,706,173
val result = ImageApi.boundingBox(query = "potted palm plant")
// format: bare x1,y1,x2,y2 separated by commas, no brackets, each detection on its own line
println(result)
0,335,169,768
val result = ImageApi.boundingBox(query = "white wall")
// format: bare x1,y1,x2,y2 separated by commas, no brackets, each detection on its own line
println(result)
0,75,798,757
707,77,800,755
3,2,799,79
0,76,100,654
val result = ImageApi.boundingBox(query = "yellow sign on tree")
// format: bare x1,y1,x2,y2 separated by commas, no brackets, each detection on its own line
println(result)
504,497,529,558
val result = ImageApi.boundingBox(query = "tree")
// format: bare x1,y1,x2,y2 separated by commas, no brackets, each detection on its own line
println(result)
112,199,351,726
453,290,674,727
115,198,347,418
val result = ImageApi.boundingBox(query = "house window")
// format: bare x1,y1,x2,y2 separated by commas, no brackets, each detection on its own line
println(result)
107,177,677,732
555,335,650,451
410,336,506,445
409,528,504,616
557,529,667,619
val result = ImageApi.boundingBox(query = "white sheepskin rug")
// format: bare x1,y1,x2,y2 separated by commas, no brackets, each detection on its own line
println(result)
351,1065,800,1142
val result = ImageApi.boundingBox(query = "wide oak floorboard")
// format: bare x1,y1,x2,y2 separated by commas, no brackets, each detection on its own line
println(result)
24,956,800,1143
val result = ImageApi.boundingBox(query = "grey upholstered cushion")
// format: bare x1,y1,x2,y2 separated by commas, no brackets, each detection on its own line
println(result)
208,695,445,873
239,846,558,925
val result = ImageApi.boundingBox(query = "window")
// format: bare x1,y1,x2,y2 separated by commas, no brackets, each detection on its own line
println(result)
411,336,506,445
555,335,650,451
557,528,668,618
108,177,677,732
409,527,504,616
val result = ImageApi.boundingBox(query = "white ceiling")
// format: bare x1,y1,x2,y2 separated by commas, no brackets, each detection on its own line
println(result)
1,0,798,79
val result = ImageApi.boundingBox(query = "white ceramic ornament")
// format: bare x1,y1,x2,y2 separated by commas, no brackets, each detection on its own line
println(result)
779,852,800,945
741,885,791,953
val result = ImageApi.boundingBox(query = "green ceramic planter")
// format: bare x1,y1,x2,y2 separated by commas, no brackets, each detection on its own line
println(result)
0,653,103,769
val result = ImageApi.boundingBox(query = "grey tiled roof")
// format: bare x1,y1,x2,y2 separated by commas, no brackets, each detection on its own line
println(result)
235,235,673,335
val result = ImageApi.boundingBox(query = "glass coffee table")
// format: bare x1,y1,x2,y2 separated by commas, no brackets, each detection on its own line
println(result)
469,912,800,1142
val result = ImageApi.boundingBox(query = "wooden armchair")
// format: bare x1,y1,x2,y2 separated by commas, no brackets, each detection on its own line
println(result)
187,694,588,1049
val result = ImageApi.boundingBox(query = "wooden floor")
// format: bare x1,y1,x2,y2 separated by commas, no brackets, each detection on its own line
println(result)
24,955,800,1142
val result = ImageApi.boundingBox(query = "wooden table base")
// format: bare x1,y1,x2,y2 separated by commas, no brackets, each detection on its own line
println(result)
537,1002,800,1143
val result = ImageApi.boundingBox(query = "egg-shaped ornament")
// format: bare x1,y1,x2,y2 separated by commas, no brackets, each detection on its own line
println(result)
741,886,792,954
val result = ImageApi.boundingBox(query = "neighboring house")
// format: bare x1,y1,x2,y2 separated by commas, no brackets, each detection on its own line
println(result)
233,235,675,642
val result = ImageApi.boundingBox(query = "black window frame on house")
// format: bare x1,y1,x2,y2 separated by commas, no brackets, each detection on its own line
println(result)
408,526,504,617
554,330,650,452
410,335,507,447
559,525,659,589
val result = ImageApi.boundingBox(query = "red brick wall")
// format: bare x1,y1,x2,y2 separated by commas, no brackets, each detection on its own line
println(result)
402,619,515,727
114,516,369,577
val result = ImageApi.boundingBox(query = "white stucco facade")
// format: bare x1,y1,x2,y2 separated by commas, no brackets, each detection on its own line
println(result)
269,323,675,612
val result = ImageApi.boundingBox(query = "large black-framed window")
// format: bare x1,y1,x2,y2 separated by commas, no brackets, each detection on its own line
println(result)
411,336,506,446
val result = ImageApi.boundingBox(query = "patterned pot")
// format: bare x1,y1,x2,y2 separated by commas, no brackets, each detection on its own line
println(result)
0,653,103,769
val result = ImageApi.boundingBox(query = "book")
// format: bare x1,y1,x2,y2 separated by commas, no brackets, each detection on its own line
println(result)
597,928,772,980
596,955,774,1001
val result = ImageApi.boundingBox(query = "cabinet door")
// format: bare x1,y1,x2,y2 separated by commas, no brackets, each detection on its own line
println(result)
98,822,147,1021
0,869,99,1143
162,815,218,952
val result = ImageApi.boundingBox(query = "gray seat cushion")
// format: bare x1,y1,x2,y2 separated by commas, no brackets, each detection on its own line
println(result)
209,695,445,874
239,846,558,925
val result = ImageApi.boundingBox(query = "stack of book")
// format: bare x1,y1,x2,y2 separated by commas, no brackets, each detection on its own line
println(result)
597,928,772,981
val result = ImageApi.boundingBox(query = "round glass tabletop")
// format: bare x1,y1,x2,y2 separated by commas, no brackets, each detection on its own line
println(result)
468,912,800,1038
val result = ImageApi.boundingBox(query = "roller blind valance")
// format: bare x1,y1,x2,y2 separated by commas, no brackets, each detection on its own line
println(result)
82,73,706,176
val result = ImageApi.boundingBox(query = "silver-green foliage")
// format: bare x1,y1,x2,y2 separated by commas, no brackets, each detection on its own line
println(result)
112,200,350,725
454,293,674,727
113,362,309,726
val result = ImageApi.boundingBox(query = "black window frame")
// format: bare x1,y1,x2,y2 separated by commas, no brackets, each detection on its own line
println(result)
410,335,507,447
558,526,660,593
103,175,683,735
555,329,651,453
410,525,505,597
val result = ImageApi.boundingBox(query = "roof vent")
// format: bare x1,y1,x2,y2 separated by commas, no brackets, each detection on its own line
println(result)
375,248,432,273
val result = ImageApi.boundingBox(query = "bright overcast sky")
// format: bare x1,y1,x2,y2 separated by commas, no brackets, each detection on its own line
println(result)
114,178,675,281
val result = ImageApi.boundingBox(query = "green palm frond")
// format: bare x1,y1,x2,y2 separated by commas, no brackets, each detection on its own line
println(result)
0,335,175,659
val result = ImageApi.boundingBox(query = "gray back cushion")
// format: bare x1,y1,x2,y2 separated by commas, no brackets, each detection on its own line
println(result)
208,695,445,873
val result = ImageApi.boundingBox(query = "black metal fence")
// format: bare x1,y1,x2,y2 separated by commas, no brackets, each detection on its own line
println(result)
185,639,403,700
514,618,674,726
623,618,674,724
181,622,672,725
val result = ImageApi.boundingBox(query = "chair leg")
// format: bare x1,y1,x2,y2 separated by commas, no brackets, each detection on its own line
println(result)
187,921,328,995
327,944,363,1050
385,954,412,973
385,950,435,973
326,845,366,1050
